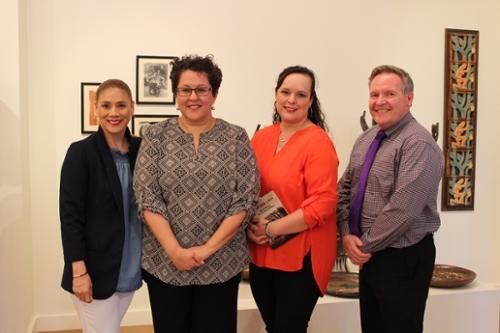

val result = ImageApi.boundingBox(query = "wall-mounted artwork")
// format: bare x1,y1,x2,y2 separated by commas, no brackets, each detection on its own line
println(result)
136,55,176,105
132,115,178,137
81,82,100,133
442,28,479,211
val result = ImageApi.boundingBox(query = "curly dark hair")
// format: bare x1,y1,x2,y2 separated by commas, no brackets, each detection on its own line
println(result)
169,54,222,97
272,66,328,132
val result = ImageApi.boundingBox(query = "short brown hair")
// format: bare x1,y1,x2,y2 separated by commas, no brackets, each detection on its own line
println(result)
368,65,414,95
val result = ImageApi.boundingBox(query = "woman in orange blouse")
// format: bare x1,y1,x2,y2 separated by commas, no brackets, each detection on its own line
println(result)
247,66,339,333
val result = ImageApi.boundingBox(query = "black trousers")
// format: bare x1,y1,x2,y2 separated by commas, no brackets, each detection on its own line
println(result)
359,234,435,333
143,269,241,333
249,252,321,333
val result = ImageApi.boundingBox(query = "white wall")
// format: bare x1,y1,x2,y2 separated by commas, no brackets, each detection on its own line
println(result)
1,0,499,331
0,0,34,332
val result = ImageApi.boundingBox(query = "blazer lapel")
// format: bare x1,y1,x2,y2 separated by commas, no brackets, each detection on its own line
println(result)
96,128,125,223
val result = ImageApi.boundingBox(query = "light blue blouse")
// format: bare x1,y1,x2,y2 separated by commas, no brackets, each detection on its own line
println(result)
111,148,142,292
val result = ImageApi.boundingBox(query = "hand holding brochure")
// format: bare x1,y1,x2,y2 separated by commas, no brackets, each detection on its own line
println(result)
255,191,299,249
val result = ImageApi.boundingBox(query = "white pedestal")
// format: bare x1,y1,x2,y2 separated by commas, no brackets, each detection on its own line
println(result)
237,280,500,333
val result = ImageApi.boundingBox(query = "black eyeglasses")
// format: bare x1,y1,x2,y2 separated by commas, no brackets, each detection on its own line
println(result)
175,86,213,97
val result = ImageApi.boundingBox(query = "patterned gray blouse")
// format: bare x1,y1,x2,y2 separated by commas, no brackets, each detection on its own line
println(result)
133,118,260,286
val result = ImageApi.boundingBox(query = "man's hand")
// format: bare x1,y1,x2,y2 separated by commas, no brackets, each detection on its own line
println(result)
342,235,371,266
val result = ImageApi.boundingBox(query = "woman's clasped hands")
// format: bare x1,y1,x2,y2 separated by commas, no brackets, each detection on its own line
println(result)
247,217,272,245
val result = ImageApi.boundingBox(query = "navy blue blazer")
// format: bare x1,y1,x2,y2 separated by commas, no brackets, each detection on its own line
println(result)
60,127,141,299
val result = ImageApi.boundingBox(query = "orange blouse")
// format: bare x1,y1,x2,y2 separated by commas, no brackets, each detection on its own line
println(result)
250,124,339,295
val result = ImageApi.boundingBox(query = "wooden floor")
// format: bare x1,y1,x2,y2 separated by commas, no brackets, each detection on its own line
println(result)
40,325,153,333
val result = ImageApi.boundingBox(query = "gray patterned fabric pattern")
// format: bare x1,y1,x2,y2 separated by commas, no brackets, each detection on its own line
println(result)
133,118,260,286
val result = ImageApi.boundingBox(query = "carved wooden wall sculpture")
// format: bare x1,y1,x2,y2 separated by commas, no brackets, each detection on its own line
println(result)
442,29,479,210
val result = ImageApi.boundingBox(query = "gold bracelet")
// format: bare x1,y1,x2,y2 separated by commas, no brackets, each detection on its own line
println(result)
73,271,88,278
74,279,90,287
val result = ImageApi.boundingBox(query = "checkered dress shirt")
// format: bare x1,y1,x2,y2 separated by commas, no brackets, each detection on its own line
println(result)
337,113,444,254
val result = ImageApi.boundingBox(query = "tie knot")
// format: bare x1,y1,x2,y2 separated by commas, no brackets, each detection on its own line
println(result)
376,130,387,140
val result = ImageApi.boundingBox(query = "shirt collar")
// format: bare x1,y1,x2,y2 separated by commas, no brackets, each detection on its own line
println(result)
381,112,414,138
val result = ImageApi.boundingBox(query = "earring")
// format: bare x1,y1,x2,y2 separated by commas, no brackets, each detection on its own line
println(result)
308,107,313,117
211,106,215,111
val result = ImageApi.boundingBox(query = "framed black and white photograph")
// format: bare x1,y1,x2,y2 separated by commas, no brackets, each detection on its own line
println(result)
132,115,178,137
81,82,101,133
136,55,176,105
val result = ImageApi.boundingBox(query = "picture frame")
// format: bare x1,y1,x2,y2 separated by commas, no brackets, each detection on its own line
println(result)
81,82,101,133
136,55,176,105
441,28,479,211
132,115,178,137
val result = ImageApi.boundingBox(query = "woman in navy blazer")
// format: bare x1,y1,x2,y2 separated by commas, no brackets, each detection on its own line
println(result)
60,79,142,333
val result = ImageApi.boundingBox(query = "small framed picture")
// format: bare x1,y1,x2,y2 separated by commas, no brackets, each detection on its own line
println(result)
81,82,101,133
136,55,176,105
132,115,178,137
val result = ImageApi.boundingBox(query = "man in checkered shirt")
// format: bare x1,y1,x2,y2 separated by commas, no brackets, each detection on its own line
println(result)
337,65,445,333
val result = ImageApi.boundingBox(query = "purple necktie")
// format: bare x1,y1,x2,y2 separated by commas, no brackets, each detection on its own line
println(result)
348,130,387,237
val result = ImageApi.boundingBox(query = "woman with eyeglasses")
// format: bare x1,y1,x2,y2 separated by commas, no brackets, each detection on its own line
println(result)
133,54,260,333
247,66,339,333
